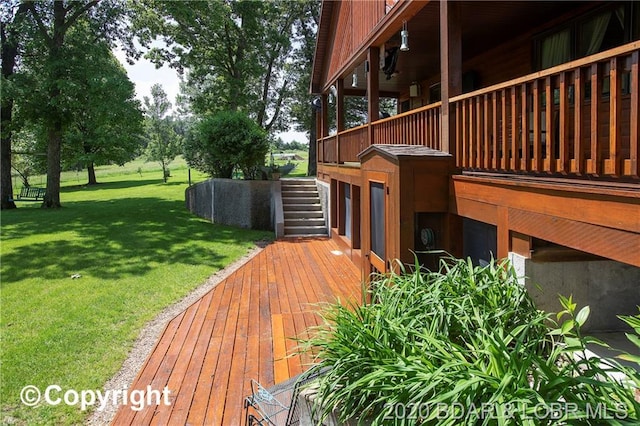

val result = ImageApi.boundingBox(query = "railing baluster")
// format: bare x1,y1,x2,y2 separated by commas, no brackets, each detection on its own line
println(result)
501,89,508,170
590,62,602,175
521,83,530,171
608,57,622,176
631,51,639,177
545,76,555,173
533,79,542,172
573,67,584,174
476,96,483,168
559,72,569,173
484,94,491,169
511,86,518,171
491,93,500,169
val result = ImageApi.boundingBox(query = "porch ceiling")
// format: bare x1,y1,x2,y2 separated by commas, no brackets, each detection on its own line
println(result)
348,1,595,96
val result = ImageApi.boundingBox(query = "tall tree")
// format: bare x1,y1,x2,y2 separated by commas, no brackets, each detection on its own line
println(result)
21,0,131,207
133,0,306,134
62,32,144,185
0,1,29,209
285,0,320,176
143,84,181,182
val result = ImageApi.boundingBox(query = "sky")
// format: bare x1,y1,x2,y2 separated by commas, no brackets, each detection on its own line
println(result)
113,48,307,144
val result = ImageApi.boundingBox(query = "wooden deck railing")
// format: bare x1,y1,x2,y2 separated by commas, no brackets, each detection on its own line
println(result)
318,42,638,179
372,102,442,150
451,42,639,178
318,103,443,164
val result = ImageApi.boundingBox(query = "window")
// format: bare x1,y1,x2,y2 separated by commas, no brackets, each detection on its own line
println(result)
535,4,635,71
344,183,352,240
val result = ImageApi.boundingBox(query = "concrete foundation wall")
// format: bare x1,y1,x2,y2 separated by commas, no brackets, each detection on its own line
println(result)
185,179,276,231
316,180,330,231
509,253,640,332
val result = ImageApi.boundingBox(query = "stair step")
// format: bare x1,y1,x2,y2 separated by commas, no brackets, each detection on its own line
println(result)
285,218,325,227
283,204,322,211
282,197,319,204
282,190,319,197
284,225,327,235
284,211,324,219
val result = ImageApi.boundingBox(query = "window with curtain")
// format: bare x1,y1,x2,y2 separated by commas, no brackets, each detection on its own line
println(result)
541,28,571,69
536,4,635,71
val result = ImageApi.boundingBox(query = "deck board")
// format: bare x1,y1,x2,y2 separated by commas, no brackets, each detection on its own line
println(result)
112,238,361,425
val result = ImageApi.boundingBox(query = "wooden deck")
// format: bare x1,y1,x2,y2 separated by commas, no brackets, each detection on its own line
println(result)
111,238,362,425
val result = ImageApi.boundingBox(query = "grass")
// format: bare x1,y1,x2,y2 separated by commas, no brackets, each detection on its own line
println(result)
271,149,310,177
1,159,273,425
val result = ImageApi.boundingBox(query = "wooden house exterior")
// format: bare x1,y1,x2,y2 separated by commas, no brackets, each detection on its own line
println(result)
311,0,640,331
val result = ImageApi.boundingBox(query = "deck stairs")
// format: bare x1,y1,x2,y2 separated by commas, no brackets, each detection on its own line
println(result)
281,179,327,237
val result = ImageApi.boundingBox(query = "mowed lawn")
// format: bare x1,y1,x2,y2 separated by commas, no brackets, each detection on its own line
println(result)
1,161,273,424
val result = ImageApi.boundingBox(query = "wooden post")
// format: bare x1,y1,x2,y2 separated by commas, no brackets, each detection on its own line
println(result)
321,93,329,138
337,78,345,163
367,47,380,146
440,0,462,155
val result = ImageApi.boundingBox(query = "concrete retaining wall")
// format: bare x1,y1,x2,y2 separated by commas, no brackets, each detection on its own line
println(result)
509,253,640,332
316,180,330,232
185,178,280,231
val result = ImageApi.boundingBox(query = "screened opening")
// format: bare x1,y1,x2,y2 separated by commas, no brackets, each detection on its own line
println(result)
370,182,385,261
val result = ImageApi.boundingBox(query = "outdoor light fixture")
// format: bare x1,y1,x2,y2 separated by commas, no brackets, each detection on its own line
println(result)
351,72,358,88
409,82,420,97
400,21,409,52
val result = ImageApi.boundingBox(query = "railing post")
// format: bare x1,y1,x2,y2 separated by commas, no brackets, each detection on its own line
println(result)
440,0,462,156
367,47,379,148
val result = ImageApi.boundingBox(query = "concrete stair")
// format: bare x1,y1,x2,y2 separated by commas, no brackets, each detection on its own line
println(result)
281,179,327,237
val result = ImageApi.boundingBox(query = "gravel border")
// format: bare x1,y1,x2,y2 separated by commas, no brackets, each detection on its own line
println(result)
87,243,266,425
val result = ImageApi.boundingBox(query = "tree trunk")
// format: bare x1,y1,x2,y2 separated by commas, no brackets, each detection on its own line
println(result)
87,162,97,185
0,6,28,210
307,111,317,177
43,124,62,208
1,131,17,210
42,2,66,208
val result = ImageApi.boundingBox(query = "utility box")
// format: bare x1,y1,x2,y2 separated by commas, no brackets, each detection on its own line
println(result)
359,144,459,273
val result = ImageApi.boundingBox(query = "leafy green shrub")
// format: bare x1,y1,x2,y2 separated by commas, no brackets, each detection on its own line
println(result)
302,258,640,425
184,111,268,179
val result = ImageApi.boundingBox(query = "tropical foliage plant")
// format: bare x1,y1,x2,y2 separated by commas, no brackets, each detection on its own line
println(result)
302,258,640,425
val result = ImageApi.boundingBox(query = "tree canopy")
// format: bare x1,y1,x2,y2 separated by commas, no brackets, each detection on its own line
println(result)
143,83,181,182
184,111,269,179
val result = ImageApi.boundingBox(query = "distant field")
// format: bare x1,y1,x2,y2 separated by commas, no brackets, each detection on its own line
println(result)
271,149,310,177
1,158,273,424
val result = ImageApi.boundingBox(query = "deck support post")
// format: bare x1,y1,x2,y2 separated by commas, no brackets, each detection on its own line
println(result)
440,0,462,155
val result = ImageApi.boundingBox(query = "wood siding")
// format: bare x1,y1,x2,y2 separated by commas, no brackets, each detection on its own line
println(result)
325,1,386,85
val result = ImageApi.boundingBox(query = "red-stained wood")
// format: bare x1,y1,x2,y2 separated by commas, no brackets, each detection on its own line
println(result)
111,239,362,426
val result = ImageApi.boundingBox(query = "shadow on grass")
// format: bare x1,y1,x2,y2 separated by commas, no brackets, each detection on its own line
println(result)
61,178,166,192
1,195,272,284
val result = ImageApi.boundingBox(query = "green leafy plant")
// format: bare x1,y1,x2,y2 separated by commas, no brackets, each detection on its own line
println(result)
184,111,269,179
301,257,640,425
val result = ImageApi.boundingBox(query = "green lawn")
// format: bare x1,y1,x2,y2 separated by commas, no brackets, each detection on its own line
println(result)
272,149,311,177
1,160,273,424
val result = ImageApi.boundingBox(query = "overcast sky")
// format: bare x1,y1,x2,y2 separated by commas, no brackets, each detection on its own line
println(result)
114,48,307,144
